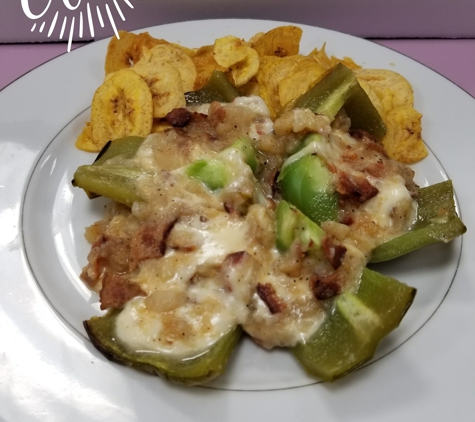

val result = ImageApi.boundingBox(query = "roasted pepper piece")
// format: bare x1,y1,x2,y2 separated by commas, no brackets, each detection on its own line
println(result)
185,70,241,105
370,180,466,263
92,136,145,166
186,137,259,190
185,159,230,190
288,63,386,141
278,151,338,225
73,165,144,207
224,136,260,174
84,308,242,385
72,136,146,204
275,200,326,253
291,267,416,382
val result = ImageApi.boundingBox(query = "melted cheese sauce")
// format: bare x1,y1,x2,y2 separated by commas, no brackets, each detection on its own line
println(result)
98,99,418,357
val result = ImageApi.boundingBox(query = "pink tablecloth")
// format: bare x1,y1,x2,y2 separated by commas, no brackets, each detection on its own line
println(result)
1,39,474,96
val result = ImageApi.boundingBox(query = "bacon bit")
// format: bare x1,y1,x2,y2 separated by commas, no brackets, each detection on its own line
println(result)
310,273,343,300
326,162,338,174
336,171,379,203
339,214,354,226
256,283,286,314
166,108,192,127
224,250,247,265
80,234,131,288
99,273,145,310
128,219,177,271
224,202,237,215
207,101,227,128
365,159,385,178
322,237,347,269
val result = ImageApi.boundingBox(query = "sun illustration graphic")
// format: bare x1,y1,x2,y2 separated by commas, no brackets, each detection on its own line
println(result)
22,0,134,52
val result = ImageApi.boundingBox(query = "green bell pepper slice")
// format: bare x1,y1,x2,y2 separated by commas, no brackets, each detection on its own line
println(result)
278,151,339,225
185,70,241,105
84,308,242,385
275,200,326,253
370,180,466,263
291,267,416,382
287,63,387,141
72,136,146,205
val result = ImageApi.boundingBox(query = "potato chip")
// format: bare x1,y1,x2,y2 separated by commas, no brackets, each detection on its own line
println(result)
256,55,307,117
251,26,302,57
90,69,153,151
138,44,197,92
278,60,326,107
104,31,169,74
192,45,227,90
383,105,427,163
356,69,414,113
132,61,186,118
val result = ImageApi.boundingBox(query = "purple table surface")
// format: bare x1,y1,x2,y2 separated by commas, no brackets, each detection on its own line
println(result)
1,38,474,97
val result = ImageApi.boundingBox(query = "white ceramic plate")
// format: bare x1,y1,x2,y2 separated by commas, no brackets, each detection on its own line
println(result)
1,19,474,422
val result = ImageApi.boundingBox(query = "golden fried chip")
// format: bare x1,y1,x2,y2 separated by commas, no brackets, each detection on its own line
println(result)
240,80,260,97
104,31,137,74
104,31,169,75
213,36,259,87
308,43,361,71
151,119,173,133
230,48,260,87
75,122,96,152
90,69,153,151
251,26,302,57
356,69,414,113
278,60,326,107
138,44,197,92
213,35,251,68
192,45,227,90
383,105,428,163
132,32,169,61
132,61,186,118
256,55,307,117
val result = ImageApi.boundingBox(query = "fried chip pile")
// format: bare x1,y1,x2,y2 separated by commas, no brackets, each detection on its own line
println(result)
76,26,428,163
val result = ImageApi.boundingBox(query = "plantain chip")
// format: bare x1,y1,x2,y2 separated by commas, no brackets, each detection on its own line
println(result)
104,30,137,74
132,60,186,118
251,26,302,57
138,44,197,92
75,122,96,152
213,36,259,87
152,119,173,133
383,105,428,163
192,45,228,90
229,48,260,87
213,35,251,68
90,69,153,151
256,55,307,117
104,31,169,75
278,59,326,107
308,43,361,71
356,69,414,114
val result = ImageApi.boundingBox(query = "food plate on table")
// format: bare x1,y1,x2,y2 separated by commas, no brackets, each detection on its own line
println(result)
0,19,474,422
